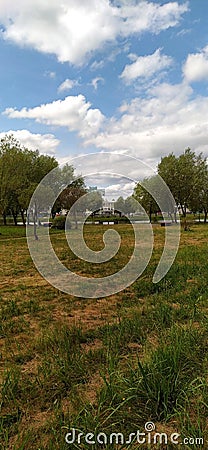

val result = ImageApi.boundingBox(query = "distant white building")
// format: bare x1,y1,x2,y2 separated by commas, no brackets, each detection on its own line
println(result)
101,198,115,214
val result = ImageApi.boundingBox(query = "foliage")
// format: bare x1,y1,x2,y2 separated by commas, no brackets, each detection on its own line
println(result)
114,196,125,213
85,190,103,214
52,215,69,230
133,177,159,222
57,178,86,229
189,165,208,223
0,134,58,225
158,148,207,219
124,195,138,214
114,195,138,216
0,136,86,232
59,178,86,212
133,149,208,223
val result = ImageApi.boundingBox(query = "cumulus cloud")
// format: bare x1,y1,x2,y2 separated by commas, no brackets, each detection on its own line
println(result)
58,78,79,92
85,82,208,160
183,45,208,82
117,0,188,35
120,48,173,83
4,80,208,162
0,0,188,65
72,153,154,196
0,129,59,154
4,95,105,139
105,181,136,199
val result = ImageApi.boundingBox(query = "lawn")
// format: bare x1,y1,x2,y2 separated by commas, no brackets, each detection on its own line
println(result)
0,223,207,449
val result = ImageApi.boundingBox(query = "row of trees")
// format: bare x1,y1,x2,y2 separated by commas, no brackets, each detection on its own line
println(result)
0,135,58,225
1,136,207,225
0,135,101,227
0,135,90,226
114,196,137,215
133,148,208,223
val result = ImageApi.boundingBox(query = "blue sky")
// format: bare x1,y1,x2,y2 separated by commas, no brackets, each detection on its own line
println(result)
0,0,208,197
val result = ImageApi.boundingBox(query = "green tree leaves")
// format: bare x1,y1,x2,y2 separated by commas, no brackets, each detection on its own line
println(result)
158,148,207,218
0,134,58,225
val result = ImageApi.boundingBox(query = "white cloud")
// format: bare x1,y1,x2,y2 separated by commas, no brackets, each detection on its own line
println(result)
84,81,208,160
4,95,105,139
58,78,78,93
183,45,208,82
44,71,56,79
0,129,59,154
116,1,188,36
72,153,154,194
105,181,136,199
128,53,138,62
91,77,104,90
48,71,56,79
5,79,208,162
0,0,188,65
90,60,105,71
176,28,191,37
120,48,173,83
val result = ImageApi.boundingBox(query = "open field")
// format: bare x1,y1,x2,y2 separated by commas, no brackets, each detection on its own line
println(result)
0,223,208,449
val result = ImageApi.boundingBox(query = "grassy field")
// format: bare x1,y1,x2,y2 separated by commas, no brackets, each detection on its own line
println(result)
0,223,208,449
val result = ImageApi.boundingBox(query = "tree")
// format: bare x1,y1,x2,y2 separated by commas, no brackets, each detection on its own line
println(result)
58,178,86,228
0,135,58,226
75,190,103,217
124,196,138,215
114,196,125,215
0,135,19,224
51,164,76,218
133,178,159,223
201,179,208,223
85,191,103,214
189,165,208,223
158,148,207,218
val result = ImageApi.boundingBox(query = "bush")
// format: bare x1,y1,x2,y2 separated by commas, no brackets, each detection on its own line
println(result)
52,215,71,230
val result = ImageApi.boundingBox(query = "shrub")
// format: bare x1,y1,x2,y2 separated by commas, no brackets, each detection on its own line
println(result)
52,215,71,230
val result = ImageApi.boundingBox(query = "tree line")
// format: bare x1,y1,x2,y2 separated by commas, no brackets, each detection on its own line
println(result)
0,136,207,225
0,135,58,225
133,148,208,223
0,135,87,226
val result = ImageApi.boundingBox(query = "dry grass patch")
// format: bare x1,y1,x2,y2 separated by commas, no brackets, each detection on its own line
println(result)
0,223,208,449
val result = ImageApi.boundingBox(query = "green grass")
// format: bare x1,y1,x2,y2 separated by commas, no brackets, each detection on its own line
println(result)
0,223,208,449
0,225,26,239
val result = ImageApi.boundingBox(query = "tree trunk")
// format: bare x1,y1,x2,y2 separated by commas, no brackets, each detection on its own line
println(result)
20,209,26,226
204,209,207,223
33,202,38,240
11,209,18,226
2,212,7,225
181,204,186,217
74,209,78,229
149,205,152,223
168,211,174,222
27,210,30,225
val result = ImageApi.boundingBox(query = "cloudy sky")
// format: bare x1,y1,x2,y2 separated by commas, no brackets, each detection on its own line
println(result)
0,0,208,197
